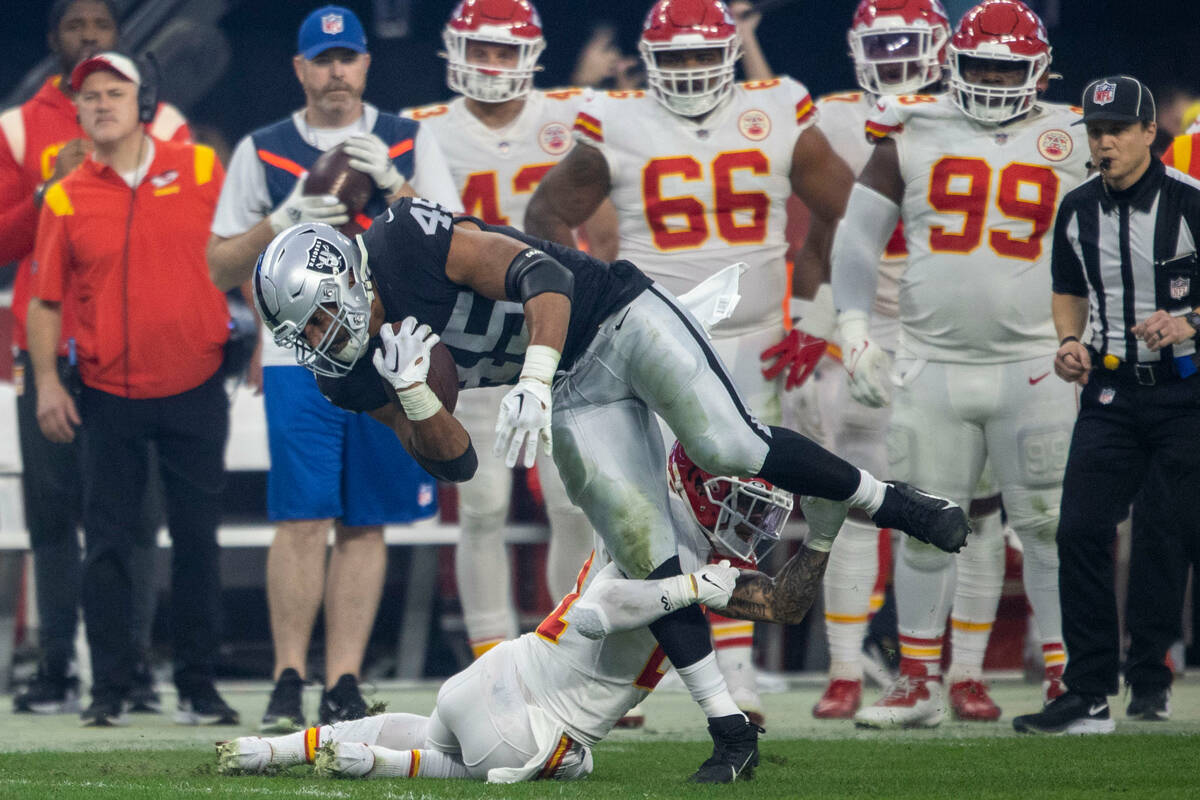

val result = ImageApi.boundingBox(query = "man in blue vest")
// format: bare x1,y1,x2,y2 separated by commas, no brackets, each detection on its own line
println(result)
206,4,461,733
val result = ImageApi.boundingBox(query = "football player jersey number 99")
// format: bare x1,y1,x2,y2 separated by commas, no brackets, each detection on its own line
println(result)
461,163,556,225
927,157,1060,261
642,150,770,251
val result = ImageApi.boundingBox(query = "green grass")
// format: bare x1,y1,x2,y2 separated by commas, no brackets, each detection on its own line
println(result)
1,679,1197,798
1,736,1199,799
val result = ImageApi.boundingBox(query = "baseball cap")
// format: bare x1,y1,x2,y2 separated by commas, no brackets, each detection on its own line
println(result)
1074,75,1156,126
298,6,368,59
70,51,141,92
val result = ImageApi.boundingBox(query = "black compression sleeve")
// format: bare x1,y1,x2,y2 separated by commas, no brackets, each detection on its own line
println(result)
504,247,574,303
645,556,714,669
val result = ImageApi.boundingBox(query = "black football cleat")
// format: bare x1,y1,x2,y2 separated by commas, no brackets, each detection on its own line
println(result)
689,714,762,783
872,482,970,553
319,674,369,725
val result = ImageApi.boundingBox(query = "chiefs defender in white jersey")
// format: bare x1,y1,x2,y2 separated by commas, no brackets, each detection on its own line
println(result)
832,0,1087,728
400,0,603,662
526,0,854,722
811,0,1011,725
218,457,844,784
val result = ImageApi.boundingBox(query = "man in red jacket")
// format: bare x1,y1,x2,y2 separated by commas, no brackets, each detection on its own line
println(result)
27,52,235,728
0,0,188,714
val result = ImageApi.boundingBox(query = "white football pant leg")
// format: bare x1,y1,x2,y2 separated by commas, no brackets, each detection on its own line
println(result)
426,642,543,780
889,358,987,660
983,356,1072,648
538,458,598,601
453,386,518,655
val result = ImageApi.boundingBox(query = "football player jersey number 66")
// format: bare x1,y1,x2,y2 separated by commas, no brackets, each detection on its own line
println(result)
927,157,1060,261
643,150,770,251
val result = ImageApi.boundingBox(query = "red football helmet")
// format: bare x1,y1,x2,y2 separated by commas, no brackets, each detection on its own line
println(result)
848,0,951,96
442,0,545,103
668,441,793,563
639,0,742,118
947,0,1051,123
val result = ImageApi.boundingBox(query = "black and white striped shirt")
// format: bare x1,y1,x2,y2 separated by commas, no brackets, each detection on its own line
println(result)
1052,158,1200,364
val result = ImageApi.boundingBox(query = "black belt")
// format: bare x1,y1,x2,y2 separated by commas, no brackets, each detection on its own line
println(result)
1090,350,1176,386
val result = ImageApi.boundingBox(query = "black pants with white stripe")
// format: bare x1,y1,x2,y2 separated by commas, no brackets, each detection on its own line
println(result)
1057,371,1200,697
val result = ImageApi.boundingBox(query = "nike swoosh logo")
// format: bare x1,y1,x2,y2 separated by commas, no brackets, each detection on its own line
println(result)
1089,703,1108,715
613,308,632,331
701,574,721,587
1028,372,1051,385
385,207,395,223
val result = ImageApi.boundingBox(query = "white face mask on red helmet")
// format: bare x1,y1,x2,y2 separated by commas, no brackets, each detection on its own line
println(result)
947,0,1051,124
668,441,793,564
442,0,545,103
848,0,951,96
639,0,742,118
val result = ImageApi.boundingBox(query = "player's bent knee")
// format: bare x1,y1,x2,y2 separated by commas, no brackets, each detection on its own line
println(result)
682,432,763,479
901,537,952,571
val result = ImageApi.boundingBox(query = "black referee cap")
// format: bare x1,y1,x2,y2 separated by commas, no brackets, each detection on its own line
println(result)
1074,75,1156,126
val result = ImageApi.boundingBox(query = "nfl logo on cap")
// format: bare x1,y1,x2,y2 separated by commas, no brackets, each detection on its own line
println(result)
1093,81,1116,105
322,12,343,34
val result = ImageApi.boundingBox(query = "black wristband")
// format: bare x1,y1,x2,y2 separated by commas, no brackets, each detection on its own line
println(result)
1059,336,1079,347
415,441,478,483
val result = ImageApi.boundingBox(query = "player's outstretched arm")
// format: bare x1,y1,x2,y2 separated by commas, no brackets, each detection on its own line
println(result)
524,143,612,249
720,546,829,625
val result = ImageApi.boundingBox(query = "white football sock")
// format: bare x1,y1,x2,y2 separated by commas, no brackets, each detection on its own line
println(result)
711,614,758,707
846,469,887,515
823,518,881,677
947,508,1004,681
895,538,956,677
1014,521,1062,645
675,651,744,719
371,712,432,751
454,522,517,657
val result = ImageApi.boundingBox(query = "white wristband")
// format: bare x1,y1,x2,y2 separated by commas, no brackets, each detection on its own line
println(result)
660,574,699,613
396,383,443,421
520,345,561,385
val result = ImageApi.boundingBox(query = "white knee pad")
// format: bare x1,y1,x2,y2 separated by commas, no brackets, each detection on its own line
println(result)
1010,514,1062,643
953,509,1005,607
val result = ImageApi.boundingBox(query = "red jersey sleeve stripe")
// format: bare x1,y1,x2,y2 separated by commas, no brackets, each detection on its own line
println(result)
795,95,815,125
865,120,902,139
388,138,414,158
574,112,603,143
256,149,306,178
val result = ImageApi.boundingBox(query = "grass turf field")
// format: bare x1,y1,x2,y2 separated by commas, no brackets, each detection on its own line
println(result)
1,677,1197,799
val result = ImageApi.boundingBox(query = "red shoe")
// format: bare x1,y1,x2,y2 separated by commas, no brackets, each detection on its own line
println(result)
812,679,862,719
1043,665,1067,705
949,679,1002,721
614,702,645,729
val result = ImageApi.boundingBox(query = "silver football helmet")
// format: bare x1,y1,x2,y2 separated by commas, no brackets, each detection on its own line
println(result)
253,223,374,378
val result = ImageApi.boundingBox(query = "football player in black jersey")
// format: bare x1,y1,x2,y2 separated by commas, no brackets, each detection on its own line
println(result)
254,197,970,782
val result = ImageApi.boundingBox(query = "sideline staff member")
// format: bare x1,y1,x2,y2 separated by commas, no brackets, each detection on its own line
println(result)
1013,76,1200,735
27,53,237,727
0,0,188,714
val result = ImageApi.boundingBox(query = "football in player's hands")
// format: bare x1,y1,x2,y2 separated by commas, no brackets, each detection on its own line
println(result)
383,320,460,413
306,143,374,235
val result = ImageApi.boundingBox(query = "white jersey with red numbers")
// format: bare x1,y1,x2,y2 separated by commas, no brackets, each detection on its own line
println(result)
817,91,907,334
511,512,709,747
866,94,1088,363
574,79,816,336
402,89,585,228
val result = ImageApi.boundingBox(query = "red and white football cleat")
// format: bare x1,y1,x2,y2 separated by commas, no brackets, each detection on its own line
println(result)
949,679,1002,721
854,662,944,729
812,679,862,719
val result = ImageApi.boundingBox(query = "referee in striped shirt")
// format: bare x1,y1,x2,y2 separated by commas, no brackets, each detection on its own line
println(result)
1014,76,1200,735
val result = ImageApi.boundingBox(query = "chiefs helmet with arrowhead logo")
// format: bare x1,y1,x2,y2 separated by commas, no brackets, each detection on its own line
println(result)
442,0,546,103
668,441,793,564
947,0,1051,123
848,0,951,96
639,0,742,118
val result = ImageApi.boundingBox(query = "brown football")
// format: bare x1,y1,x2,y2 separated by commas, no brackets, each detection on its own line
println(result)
305,142,374,235
427,340,459,414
